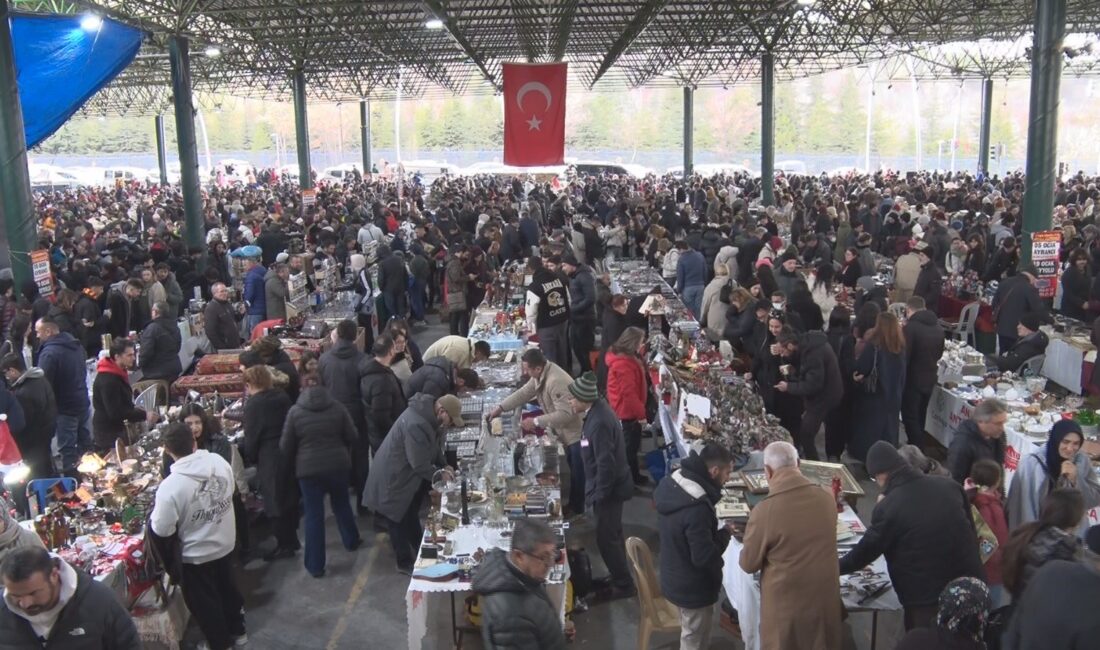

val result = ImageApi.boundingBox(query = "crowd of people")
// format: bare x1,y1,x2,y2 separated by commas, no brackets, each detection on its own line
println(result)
0,165,1099,649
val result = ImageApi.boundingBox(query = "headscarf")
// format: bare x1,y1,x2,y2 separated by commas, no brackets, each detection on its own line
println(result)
1045,419,1082,480
935,577,990,642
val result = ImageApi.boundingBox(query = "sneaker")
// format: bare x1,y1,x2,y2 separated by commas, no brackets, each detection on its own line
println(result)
262,547,296,562
346,538,362,551
396,564,414,576
231,634,248,647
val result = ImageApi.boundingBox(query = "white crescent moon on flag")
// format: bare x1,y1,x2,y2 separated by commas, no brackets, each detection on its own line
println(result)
516,81,552,112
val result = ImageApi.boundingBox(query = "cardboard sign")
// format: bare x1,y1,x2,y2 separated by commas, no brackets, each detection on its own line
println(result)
301,189,317,207
1031,230,1061,298
30,249,53,298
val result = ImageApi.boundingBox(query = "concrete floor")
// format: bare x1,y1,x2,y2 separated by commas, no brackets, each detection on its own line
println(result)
215,315,904,650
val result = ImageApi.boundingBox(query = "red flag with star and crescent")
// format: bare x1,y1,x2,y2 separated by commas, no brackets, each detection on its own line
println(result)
502,62,567,166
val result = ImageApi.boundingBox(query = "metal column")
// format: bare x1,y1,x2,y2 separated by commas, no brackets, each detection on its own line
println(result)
154,115,169,186
683,87,693,177
1021,0,1066,263
760,51,776,207
0,0,37,289
977,77,994,176
292,69,313,190
360,99,372,174
168,36,204,257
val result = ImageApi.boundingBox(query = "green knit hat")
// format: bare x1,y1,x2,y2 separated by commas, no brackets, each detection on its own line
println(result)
569,371,599,403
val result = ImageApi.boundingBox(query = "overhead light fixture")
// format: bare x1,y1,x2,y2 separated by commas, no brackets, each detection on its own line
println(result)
797,0,815,5
204,46,222,58
425,18,444,29
80,14,103,31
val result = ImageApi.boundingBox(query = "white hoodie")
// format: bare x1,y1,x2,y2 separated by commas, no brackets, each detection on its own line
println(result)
150,450,236,564
4,557,78,639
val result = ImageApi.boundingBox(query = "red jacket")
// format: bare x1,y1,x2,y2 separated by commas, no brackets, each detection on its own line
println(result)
972,490,1009,585
605,351,647,421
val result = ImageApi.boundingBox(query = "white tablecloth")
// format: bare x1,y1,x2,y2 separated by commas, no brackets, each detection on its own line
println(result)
722,505,901,650
1041,336,1090,395
405,525,568,650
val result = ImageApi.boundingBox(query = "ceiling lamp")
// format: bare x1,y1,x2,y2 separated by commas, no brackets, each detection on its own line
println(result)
204,46,222,58
425,18,444,29
80,14,103,31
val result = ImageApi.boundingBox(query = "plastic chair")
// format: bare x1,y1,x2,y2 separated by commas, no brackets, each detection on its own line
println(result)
625,537,681,650
888,302,908,321
939,301,980,347
25,477,77,516
1020,354,1046,378
132,380,170,410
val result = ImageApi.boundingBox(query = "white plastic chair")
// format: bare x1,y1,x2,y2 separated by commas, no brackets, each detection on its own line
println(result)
888,302,908,321
939,301,980,347
1020,354,1046,378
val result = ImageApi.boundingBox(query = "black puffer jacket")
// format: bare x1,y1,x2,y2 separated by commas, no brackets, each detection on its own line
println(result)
281,386,358,479
995,330,1049,373
946,419,1006,483
568,265,597,322
699,227,726,272
0,567,142,650
138,316,182,381
903,309,946,393
360,358,407,452
840,465,985,608
471,549,566,650
579,399,634,505
318,339,366,428
783,330,843,415
655,453,731,609
404,356,454,400
722,304,756,349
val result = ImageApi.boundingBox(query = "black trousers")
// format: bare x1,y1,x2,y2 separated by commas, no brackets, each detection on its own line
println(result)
571,319,596,373
901,386,933,448
449,309,470,336
796,405,826,462
904,605,937,631
824,399,850,459
622,420,644,483
181,555,246,650
351,435,371,513
593,499,633,589
388,484,427,569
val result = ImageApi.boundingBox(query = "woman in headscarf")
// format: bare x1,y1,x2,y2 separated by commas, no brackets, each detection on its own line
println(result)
1006,419,1100,537
895,577,991,650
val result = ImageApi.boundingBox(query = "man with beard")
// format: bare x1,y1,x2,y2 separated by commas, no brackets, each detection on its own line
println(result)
0,547,140,648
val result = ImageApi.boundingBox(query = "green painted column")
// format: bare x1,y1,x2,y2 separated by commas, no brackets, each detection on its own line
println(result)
760,51,776,207
154,114,169,186
1021,0,1065,263
168,36,205,256
360,99,372,175
977,78,994,176
292,69,313,190
0,0,38,289
683,87,693,177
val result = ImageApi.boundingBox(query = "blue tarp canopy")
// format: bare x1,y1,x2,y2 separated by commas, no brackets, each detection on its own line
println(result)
11,13,143,148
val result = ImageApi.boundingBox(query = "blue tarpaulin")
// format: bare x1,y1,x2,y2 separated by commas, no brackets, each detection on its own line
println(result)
10,13,142,148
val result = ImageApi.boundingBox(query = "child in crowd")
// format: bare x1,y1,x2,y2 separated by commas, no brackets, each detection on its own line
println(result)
967,459,1010,607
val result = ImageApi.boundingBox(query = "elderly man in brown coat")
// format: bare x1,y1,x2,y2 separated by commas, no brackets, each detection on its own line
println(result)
739,441,842,650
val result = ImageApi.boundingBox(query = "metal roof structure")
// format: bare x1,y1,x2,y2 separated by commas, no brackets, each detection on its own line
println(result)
14,0,1100,116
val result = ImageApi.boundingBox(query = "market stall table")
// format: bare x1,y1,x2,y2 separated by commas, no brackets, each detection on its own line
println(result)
722,505,901,650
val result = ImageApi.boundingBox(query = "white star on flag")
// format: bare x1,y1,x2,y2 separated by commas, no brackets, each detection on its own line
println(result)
526,115,542,131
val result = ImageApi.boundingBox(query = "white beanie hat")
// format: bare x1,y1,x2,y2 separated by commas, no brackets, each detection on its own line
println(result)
350,254,367,271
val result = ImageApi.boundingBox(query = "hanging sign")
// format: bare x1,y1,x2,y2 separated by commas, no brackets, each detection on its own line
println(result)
1030,230,1061,299
30,249,53,298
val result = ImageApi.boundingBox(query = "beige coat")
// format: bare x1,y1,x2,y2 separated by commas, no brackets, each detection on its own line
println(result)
497,362,582,445
893,252,921,302
739,467,843,650
423,335,474,369
700,275,730,340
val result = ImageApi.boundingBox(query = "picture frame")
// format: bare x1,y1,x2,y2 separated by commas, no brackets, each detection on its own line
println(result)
799,460,865,497
740,469,770,494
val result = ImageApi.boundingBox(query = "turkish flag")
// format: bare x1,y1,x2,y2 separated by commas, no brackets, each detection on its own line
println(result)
503,63,567,166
